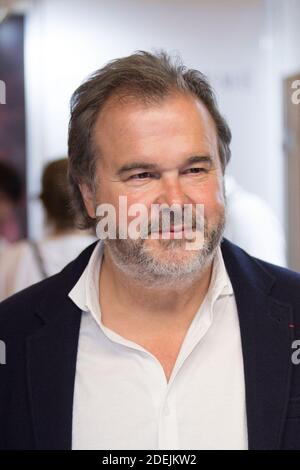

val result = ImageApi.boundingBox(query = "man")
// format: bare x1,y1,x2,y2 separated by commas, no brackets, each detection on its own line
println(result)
0,51,300,450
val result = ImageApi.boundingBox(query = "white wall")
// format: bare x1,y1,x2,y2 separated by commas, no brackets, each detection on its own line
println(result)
24,0,298,238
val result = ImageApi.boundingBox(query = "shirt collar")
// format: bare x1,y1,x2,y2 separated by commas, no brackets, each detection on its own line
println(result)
209,243,234,301
68,240,103,316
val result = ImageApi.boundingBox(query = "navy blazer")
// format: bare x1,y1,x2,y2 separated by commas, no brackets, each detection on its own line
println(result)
1,238,300,450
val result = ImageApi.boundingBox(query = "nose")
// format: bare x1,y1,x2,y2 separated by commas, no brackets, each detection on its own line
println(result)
156,173,188,207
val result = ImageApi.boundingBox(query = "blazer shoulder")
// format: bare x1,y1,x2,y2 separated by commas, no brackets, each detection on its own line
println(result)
0,240,97,336
0,270,65,336
253,256,300,288
222,237,300,302
250,256,300,322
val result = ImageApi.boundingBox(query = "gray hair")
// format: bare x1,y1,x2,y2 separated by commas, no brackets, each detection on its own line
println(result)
68,50,232,229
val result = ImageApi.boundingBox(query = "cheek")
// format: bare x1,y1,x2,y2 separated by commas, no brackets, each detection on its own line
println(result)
97,184,155,226
193,180,225,218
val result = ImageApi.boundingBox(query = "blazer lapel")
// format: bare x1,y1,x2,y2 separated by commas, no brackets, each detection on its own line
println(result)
221,239,294,449
25,242,97,449
26,290,82,449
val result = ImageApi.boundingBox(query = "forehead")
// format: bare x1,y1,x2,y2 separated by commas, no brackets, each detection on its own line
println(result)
93,92,219,164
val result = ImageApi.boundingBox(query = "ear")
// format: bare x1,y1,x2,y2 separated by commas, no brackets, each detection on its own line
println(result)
79,183,96,219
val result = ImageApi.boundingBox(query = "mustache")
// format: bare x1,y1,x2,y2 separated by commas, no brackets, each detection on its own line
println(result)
140,208,204,238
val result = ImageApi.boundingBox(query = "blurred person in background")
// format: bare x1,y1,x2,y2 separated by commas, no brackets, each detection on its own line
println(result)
0,158,96,300
0,160,22,256
224,174,286,266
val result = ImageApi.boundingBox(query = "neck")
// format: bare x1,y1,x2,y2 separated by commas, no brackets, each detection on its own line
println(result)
99,246,214,333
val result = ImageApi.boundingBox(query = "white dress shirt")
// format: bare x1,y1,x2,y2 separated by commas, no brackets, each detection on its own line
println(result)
69,240,248,450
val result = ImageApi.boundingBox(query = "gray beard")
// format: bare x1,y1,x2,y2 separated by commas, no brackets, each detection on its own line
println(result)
103,214,225,288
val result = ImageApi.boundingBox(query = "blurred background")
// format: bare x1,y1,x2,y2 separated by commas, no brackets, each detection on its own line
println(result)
0,0,300,298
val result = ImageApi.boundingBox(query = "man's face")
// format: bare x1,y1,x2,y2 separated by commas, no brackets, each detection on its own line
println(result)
81,92,226,283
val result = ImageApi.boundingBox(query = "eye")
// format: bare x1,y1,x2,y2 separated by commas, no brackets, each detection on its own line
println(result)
183,167,208,174
128,172,155,180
